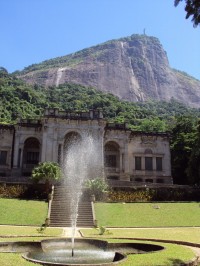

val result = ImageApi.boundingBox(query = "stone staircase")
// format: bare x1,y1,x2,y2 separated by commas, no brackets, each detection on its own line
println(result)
49,185,94,227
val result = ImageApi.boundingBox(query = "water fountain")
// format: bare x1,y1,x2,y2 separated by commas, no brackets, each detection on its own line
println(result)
62,133,102,257
0,132,164,265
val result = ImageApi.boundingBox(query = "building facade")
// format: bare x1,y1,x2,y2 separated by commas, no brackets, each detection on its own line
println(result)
0,108,172,184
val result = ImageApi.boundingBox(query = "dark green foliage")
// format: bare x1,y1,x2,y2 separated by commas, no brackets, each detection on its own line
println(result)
44,83,200,133
1,72,199,130
31,161,61,183
175,0,200,27
186,120,200,184
0,67,8,77
170,116,198,184
0,73,46,123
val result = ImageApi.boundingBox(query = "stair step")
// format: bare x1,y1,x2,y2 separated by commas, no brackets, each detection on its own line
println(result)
49,185,94,227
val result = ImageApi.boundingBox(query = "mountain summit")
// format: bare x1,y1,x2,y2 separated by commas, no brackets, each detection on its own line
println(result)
18,34,200,108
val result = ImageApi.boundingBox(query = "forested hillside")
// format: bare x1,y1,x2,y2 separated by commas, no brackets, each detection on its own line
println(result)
1,68,199,129
0,68,200,185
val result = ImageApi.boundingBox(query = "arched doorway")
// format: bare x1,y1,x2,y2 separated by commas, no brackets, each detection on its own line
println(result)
104,141,120,180
63,132,81,152
62,132,82,165
22,137,40,175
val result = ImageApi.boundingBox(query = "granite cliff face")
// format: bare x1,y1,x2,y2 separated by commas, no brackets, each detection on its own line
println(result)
18,34,200,108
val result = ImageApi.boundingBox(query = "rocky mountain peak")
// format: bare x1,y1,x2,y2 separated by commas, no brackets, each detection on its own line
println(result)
18,34,200,108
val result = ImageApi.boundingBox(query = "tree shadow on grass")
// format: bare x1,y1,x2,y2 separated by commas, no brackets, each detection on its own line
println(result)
167,258,193,266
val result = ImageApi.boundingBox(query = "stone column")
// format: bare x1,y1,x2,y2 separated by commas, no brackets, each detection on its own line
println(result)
52,127,58,162
41,126,47,162
13,131,20,168
153,156,156,171
141,157,145,170
123,141,129,174
120,152,124,173
98,128,105,178
19,145,23,168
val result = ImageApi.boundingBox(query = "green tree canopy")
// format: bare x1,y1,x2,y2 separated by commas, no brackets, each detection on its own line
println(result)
186,120,200,184
170,116,198,184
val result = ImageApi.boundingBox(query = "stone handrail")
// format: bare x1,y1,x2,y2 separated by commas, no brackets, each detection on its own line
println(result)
91,201,97,227
46,185,54,226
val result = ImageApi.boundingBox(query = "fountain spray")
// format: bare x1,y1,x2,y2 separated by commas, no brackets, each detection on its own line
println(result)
62,133,101,257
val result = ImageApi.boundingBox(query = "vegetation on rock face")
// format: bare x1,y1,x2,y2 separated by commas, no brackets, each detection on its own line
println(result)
16,35,160,74
15,34,200,109
1,71,199,127
0,69,46,123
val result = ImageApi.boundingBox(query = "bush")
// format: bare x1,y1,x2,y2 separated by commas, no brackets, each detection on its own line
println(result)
107,189,153,202
0,184,25,198
0,184,48,199
31,162,61,194
106,187,200,202
85,178,108,201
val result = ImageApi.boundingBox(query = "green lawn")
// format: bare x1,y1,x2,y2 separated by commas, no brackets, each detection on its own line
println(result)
110,240,195,266
0,225,62,239
0,200,199,265
80,229,198,266
0,198,48,226
0,254,36,266
95,202,200,227
0,225,63,266
81,227,200,244
0,198,63,265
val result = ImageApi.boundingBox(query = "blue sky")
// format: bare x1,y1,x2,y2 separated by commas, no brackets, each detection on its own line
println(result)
1,0,200,80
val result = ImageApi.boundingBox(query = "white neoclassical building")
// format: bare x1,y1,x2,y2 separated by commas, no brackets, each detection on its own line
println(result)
0,108,172,184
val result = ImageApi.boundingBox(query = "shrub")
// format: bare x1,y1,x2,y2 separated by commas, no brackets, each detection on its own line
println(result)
0,184,25,198
31,162,61,184
85,178,108,201
0,184,48,199
107,189,153,202
96,225,112,235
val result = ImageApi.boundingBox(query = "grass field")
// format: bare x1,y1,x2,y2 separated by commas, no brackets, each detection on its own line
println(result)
0,198,48,225
80,229,199,266
0,225,63,266
81,227,200,244
0,225,62,239
109,240,195,266
0,200,199,265
94,202,200,227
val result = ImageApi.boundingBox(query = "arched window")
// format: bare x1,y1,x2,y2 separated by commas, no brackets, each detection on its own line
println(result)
63,132,81,164
64,132,81,151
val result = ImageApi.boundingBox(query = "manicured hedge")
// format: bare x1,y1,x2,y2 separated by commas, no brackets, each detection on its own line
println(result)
0,184,48,199
106,187,200,202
